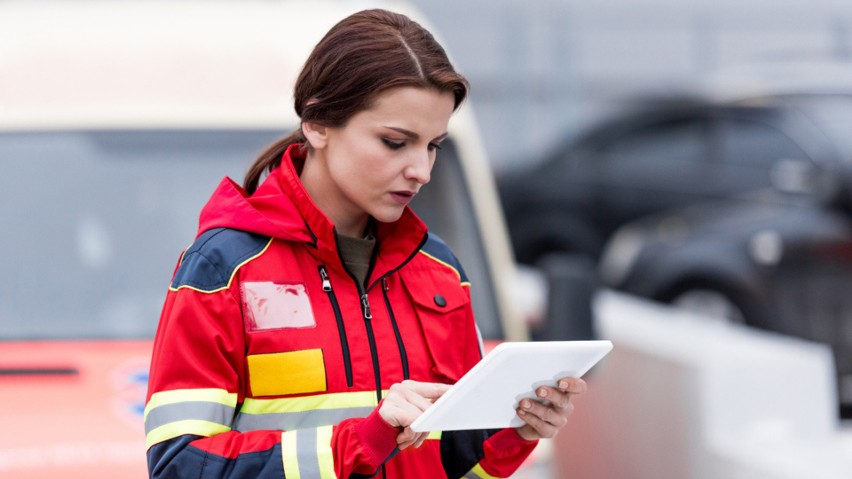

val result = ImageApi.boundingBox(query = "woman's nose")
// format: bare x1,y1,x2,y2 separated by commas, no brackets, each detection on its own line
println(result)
404,150,432,185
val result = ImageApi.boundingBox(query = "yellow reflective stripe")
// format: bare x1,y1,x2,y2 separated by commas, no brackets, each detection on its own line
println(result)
427,430,442,441
469,463,501,479
419,250,462,282
242,390,380,414
144,388,238,447
316,425,335,479
282,430,301,479
145,419,231,449
168,238,273,293
144,388,237,420
281,426,336,479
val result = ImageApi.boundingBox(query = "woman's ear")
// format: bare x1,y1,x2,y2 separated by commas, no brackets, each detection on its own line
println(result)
301,121,328,150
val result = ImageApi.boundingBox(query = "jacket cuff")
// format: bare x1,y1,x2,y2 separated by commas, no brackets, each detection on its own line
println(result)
354,403,400,466
489,428,539,451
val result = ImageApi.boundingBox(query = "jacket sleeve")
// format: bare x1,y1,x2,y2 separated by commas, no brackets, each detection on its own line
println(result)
434,298,539,479
144,252,399,479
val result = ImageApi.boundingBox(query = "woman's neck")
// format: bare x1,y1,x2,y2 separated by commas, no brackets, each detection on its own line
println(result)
299,152,369,238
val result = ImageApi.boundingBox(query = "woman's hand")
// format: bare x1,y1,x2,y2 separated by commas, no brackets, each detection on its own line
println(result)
515,377,587,441
379,380,450,449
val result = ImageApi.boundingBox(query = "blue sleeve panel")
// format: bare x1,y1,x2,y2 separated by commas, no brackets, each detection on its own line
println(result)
439,429,498,478
170,228,270,291
148,436,285,479
421,232,469,284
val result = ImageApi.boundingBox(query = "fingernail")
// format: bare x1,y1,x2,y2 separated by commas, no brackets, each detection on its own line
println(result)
538,388,548,398
523,400,531,410
559,380,569,389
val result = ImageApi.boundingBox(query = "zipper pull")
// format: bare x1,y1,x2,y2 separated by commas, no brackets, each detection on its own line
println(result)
361,293,372,320
319,266,332,292
382,278,389,292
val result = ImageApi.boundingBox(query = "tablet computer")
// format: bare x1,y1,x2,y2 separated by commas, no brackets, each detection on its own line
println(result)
410,340,612,432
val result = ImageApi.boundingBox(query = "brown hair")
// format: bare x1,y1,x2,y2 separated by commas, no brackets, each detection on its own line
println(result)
243,8,469,193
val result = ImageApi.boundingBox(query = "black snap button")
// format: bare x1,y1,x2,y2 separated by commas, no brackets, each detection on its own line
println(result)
433,294,447,307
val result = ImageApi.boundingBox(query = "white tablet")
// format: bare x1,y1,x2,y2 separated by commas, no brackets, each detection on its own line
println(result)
410,340,612,432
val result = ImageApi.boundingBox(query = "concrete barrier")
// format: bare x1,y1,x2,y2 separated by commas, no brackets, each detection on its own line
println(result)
552,290,852,479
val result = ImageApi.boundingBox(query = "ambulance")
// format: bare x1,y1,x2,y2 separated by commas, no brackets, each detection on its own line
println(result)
0,1,535,477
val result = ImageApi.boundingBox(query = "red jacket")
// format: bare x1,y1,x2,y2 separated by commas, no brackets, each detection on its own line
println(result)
145,145,537,478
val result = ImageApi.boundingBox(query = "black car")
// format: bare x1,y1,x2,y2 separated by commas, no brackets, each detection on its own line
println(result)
498,93,845,265
595,95,852,415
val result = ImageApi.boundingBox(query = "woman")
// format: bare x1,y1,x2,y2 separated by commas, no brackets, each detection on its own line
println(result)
145,8,586,478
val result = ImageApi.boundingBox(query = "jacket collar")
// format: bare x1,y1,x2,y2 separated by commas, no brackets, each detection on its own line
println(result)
198,143,428,284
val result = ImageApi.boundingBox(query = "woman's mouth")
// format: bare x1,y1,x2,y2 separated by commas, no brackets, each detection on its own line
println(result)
390,191,415,205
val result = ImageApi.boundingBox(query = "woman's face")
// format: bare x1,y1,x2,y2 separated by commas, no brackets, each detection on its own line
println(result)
301,86,456,237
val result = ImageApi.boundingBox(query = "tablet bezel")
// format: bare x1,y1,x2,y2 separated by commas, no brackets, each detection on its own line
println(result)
409,340,612,432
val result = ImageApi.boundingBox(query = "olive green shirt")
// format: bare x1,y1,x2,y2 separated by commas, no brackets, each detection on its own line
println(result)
337,232,376,288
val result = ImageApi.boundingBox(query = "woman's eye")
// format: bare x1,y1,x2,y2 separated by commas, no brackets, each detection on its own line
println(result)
428,142,443,151
382,138,405,150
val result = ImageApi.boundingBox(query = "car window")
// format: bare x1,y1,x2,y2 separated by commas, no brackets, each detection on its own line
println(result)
789,95,852,155
714,117,818,195
0,131,501,341
578,118,710,226
715,117,810,167
0,130,275,340
591,118,708,183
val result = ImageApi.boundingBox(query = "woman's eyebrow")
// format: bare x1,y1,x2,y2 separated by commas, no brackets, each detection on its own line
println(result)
384,126,419,139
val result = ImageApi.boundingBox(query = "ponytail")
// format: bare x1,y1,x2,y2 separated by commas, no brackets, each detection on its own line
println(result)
244,129,305,194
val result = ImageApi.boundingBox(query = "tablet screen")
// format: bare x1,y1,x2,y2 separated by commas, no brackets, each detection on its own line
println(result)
410,340,612,432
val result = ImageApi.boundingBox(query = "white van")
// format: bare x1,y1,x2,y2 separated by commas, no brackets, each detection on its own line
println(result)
0,1,533,477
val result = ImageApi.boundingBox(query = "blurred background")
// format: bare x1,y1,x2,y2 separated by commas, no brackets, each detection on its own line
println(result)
416,0,852,172
4,0,852,477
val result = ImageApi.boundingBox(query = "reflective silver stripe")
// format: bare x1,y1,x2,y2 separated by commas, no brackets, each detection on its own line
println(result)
144,401,235,433
297,427,322,478
234,406,373,432
282,427,335,479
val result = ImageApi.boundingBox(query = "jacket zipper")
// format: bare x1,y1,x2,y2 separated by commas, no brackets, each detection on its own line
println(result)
359,287,384,404
319,266,353,387
382,278,409,380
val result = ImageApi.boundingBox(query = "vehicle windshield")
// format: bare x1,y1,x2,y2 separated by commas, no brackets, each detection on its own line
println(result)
786,95,852,155
0,130,500,340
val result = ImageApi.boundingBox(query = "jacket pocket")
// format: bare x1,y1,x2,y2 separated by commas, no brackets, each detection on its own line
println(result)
407,282,473,382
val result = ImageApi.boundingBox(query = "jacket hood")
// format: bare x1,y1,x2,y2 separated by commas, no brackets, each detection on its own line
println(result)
196,144,429,273
197,145,317,243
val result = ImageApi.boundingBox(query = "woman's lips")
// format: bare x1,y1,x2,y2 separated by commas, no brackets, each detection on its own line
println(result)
390,191,415,205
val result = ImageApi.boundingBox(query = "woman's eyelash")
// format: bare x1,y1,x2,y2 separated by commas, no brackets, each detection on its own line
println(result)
382,138,405,150
382,138,442,151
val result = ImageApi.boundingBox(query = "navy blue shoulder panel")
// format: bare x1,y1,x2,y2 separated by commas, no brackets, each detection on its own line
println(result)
421,232,469,283
170,228,269,291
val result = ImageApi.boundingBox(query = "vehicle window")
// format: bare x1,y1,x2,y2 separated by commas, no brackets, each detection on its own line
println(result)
714,118,815,194
0,130,277,340
0,132,502,341
410,139,502,339
587,118,709,225
716,118,810,167
789,95,852,154
594,119,706,173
